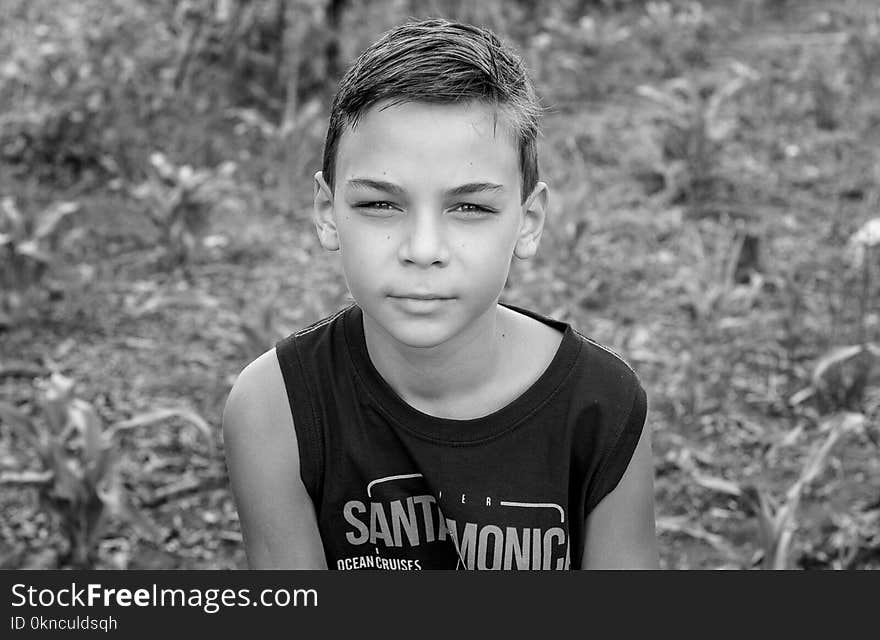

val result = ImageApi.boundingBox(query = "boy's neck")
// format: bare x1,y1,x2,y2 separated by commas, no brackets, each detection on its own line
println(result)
362,303,511,419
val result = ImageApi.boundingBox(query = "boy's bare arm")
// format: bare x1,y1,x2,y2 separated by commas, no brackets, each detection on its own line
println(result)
222,349,328,569
581,423,660,569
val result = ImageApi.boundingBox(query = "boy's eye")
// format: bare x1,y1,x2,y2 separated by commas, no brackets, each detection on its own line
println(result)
360,201,395,209
355,201,398,216
451,203,494,217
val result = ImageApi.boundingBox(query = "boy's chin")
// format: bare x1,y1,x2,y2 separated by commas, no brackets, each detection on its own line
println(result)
375,314,462,350
362,301,466,350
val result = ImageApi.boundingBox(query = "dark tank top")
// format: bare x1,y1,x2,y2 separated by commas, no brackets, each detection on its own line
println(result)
275,302,647,570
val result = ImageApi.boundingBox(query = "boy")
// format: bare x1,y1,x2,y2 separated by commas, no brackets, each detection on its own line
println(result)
223,18,658,570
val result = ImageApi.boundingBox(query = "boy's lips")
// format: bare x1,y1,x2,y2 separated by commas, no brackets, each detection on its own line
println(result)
388,295,454,314
388,293,455,300
387,292,456,314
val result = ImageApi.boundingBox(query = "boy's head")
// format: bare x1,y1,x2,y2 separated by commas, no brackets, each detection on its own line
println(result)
313,19,549,350
321,18,541,203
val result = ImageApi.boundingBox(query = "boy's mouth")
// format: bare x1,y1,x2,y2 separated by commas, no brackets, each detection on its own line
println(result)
387,294,456,313
389,293,454,300
388,296,455,314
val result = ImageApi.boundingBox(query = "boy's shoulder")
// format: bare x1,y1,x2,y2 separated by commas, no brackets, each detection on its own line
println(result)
574,329,640,381
276,303,354,352
292,303,354,338
498,302,644,424
567,329,647,435
503,302,641,382
222,346,296,453
226,347,286,414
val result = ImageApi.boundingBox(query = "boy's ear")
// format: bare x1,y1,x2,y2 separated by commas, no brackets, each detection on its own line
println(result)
514,181,549,260
313,171,339,251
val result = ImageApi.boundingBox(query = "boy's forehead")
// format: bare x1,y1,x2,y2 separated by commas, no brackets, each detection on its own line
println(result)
336,100,519,185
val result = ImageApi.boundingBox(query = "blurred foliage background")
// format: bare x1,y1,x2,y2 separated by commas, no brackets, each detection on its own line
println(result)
1,0,879,569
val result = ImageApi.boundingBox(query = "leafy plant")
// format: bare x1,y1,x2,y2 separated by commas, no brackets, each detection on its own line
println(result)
635,1,715,76
636,63,758,210
845,6,880,87
0,2,178,183
677,412,866,569
130,152,239,272
0,197,80,325
0,373,212,568
804,60,839,132
680,222,764,324
847,218,880,345
822,508,880,569
789,218,880,412
123,280,220,318
677,221,764,417
789,344,879,414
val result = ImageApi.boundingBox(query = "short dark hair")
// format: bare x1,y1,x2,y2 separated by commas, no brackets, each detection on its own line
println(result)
321,18,541,202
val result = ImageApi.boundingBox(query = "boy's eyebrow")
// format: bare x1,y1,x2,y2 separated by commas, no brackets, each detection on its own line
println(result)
447,182,506,197
346,178,506,197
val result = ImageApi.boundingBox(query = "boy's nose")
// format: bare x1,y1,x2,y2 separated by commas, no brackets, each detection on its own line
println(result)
398,211,449,267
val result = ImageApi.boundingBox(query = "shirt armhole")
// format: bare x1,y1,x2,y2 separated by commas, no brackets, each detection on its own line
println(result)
584,374,648,515
275,335,325,509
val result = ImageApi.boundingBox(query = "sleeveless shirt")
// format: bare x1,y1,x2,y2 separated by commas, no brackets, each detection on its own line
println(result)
275,302,647,570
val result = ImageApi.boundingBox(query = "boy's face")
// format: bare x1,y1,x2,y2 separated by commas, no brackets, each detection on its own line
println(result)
314,100,547,349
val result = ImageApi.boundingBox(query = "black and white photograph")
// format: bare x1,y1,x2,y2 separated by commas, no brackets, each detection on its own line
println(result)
1,0,879,574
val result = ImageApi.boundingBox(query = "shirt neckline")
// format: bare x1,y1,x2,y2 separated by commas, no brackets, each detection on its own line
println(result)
343,302,582,444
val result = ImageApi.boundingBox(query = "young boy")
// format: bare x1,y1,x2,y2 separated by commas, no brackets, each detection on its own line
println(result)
223,18,658,570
